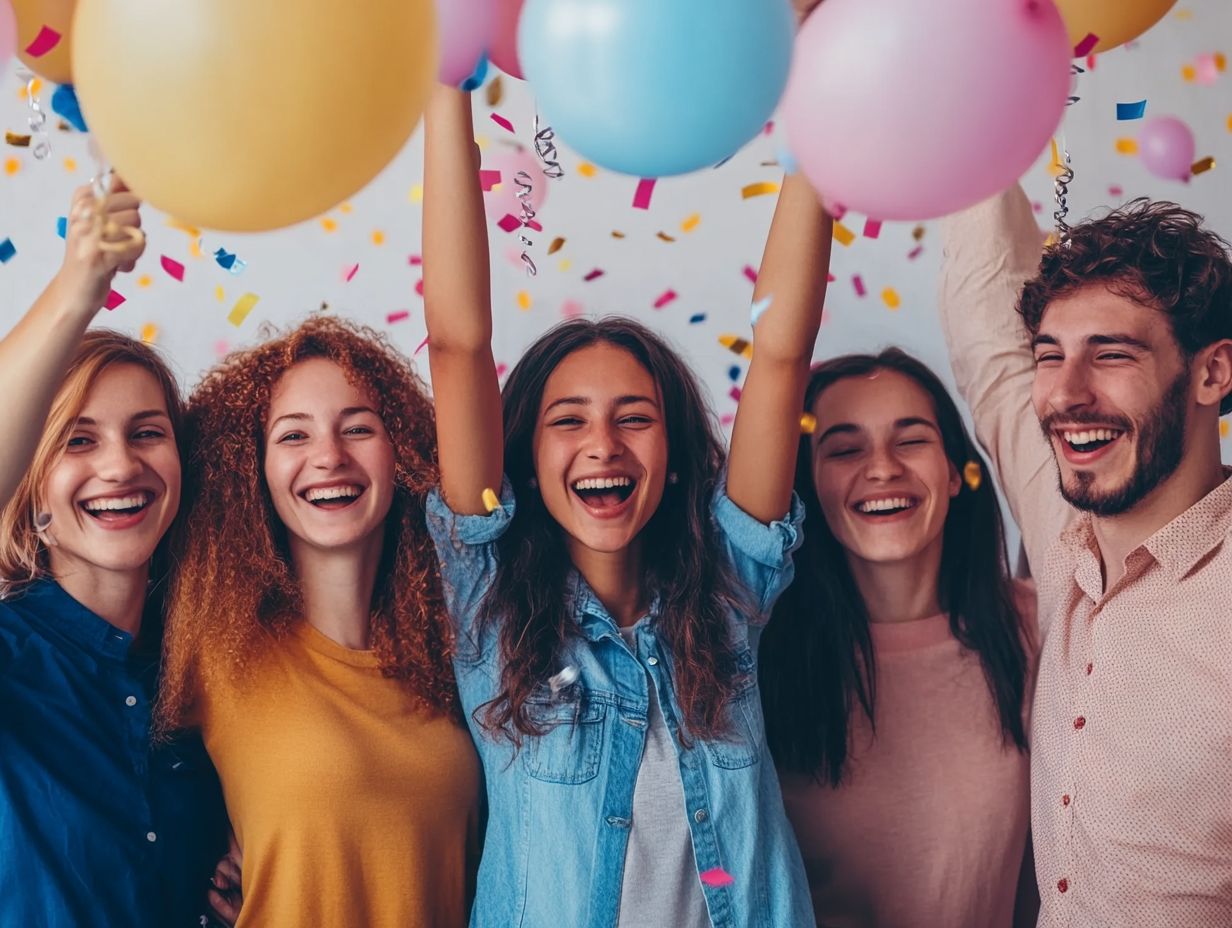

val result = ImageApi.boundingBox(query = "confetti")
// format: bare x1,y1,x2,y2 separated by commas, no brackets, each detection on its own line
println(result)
5,157,20,176
24,25,62,58
408,184,424,204
833,222,855,247
1192,156,1215,176
562,300,584,318
415,279,424,296
386,310,410,324
213,248,247,274
1116,100,1147,120
227,293,259,328
611,231,626,239
728,365,742,381
548,664,579,696
479,169,502,191
632,178,656,210
339,202,353,214
215,286,226,302
344,263,360,283
1222,420,1230,439
63,156,76,172
1115,138,1139,155
882,288,901,310
5,132,30,147
490,113,515,133
852,275,866,297
742,265,758,284
414,335,429,356
862,219,882,239
547,237,565,255
56,216,66,239
140,323,158,344
656,232,676,243
517,290,532,310
0,238,15,263
646,289,676,310
800,413,817,435
408,255,423,266
912,225,925,241
1181,64,1197,83
482,487,502,513
1073,32,1099,57
371,230,385,246
497,213,522,233
719,334,753,359
689,313,707,324
583,268,605,282
963,460,983,491
104,289,125,311
160,255,185,282
741,181,779,199
577,162,598,178
826,201,847,220
729,385,742,402
700,868,735,888
137,275,152,289
320,217,339,232
486,75,504,107
750,295,772,326
907,245,924,260
681,213,701,233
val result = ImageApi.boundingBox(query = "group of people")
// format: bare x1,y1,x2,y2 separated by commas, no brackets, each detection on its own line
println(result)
2,53,1231,928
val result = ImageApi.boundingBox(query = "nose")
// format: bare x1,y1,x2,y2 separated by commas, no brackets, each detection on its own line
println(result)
1044,358,1097,416
585,420,624,461
96,438,144,484
863,442,904,482
310,434,348,470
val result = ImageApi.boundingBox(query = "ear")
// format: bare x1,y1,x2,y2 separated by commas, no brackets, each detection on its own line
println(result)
1192,339,1232,412
947,460,962,499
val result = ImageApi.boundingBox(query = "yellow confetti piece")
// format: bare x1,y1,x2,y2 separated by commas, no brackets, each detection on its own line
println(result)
1216,52,1227,72
833,222,855,247
17,78,41,100
1221,420,1230,439
474,134,490,150
577,162,598,178
719,334,754,359
166,218,200,237
140,323,158,344
800,413,817,435
320,217,338,232
681,213,701,233
882,287,901,310
1115,138,1139,155
482,487,501,513
1047,139,1065,178
4,157,20,176
486,75,504,107
1227,114,1232,133
227,293,260,328
1181,64,1197,82
1192,156,1215,176
215,285,226,303
63,156,76,172
188,239,203,260
963,460,983,491
1044,232,1058,248
558,258,572,273
408,184,423,204
741,181,780,199
517,290,532,311
137,275,152,289
339,202,353,214
371,229,386,246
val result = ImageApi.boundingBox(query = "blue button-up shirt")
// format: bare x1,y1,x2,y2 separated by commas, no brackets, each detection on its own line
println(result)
427,480,815,928
0,580,226,927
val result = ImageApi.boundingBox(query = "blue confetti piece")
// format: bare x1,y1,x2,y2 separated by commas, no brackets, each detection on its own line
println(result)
688,312,707,324
56,216,67,239
1116,100,1147,120
0,238,15,263
213,247,247,274
459,53,489,92
51,84,88,133
727,365,741,382
750,295,773,327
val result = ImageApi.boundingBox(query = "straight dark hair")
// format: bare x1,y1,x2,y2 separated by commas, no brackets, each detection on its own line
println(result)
479,317,746,744
758,349,1029,786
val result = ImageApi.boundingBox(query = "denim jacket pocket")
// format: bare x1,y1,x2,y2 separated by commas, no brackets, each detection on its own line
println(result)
523,690,607,784
702,649,765,770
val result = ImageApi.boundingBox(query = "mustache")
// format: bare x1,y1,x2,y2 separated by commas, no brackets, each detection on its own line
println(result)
1040,410,1134,433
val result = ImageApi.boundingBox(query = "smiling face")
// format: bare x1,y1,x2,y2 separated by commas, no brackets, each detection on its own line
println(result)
1030,284,1192,516
42,363,181,580
531,342,669,561
263,358,396,557
809,369,960,568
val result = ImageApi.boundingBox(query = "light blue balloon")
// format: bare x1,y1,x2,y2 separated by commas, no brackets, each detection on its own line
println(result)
519,0,795,178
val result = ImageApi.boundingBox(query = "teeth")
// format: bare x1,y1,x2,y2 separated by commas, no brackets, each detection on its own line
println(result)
1062,428,1122,446
305,485,362,502
572,476,633,491
857,497,914,514
83,493,152,512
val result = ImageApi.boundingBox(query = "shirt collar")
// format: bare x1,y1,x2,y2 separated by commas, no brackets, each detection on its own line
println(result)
567,571,660,642
12,579,134,660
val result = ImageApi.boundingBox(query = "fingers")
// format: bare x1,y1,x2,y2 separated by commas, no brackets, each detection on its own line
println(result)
207,886,241,927
213,855,242,890
110,174,131,195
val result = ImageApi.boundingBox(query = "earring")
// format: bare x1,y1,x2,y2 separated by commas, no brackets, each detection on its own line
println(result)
33,512,57,548
528,476,539,490
668,472,679,485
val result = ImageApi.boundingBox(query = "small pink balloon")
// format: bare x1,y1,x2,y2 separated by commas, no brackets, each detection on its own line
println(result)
1138,116,1195,182
436,0,496,86
784,0,1071,221
490,0,525,79
0,0,17,70
482,145,548,224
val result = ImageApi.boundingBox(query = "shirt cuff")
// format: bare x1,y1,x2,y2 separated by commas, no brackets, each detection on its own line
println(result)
712,485,805,568
425,477,516,546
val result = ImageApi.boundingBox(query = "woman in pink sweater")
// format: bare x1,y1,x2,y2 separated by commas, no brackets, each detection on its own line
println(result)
759,349,1039,928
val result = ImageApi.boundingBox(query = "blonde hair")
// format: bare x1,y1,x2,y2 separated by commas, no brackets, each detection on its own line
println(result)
0,329,184,594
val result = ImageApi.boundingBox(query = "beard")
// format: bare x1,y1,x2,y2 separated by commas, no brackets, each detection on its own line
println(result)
1041,370,1190,517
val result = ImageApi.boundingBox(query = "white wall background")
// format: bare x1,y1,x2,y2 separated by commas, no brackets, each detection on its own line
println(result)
1,3,1230,551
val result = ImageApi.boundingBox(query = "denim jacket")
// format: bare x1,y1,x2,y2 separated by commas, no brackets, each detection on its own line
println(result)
426,478,815,928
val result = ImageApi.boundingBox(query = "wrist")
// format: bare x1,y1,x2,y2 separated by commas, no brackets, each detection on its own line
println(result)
48,266,108,320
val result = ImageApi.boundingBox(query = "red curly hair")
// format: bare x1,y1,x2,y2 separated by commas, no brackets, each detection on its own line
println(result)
156,315,456,733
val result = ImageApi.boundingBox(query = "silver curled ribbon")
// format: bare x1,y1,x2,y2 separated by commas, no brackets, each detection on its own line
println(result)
1053,64,1084,246
18,69,51,160
514,169,538,277
533,111,564,180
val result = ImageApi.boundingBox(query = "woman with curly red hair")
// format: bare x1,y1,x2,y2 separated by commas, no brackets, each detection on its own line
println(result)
156,316,480,928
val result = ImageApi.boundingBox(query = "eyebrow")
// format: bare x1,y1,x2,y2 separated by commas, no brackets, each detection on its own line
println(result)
74,410,170,427
267,406,379,431
1031,333,1153,352
543,394,659,414
816,417,939,443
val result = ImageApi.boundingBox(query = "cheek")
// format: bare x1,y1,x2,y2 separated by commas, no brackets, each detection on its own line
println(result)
810,464,849,523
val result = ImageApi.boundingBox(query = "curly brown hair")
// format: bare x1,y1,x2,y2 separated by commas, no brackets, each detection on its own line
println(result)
156,315,456,733
1019,198,1232,412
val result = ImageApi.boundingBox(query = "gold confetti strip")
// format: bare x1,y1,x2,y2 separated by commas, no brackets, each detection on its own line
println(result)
5,157,20,176
339,202,353,215
882,287,901,310
1044,232,1058,248
485,75,504,107
408,183,424,204
1221,420,1229,439
1115,138,1139,155
912,225,925,241
719,334,754,359
558,258,572,272
517,290,532,310
5,132,31,147
681,213,701,233
1216,52,1227,71
63,156,76,172
1192,156,1215,176
611,230,626,239
800,413,817,435
577,162,598,178
227,293,260,328
371,230,386,245
741,181,780,199
1047,139,1065,178
481,487,501,512
140,323,158,344
320,217,339,232
1181,64,1197,82
656,231,676,243
188,239,203,260
963,460,983,491
17,78,42,100
215,285,226,302
137,275,153,289
833,222,855,247
547,237,565,255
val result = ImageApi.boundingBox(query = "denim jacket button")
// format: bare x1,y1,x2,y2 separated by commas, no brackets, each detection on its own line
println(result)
694,809,708,823
647,656,659,666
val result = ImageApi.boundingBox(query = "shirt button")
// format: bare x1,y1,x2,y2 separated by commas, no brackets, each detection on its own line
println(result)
1062,794,1071,807
125,696,138,707
1073,716,1086,730
146,832,157,843
694,809,708,823
647,656,659,666
1057,878,1069,893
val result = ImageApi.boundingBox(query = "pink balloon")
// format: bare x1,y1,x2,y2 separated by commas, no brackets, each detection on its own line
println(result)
1138,116,1195,182
0,0,16,71
783,0,1071,221
482,145,548,225
489,0,524,80
436,0,496,86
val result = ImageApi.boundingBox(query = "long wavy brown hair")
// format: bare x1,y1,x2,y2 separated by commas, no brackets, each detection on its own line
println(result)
156,316,456,732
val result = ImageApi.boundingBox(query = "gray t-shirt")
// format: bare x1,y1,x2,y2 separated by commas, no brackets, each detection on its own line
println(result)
616,624,712,928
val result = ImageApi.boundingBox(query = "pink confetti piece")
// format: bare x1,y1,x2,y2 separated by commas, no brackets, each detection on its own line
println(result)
160,255,185,281
387,310,410,324
496,362,509,379
742,265,758,284
729,386,742,403
826,201,848,220
907,245,924,260
415,279,424,296
1108,184,1123,197
408,254,422,266
583,268,605,282
862,219,882,239
852,275,866,297
497,214,523,233
526,219,543,233
632,178,657,210
343,263,359,283
653,289,678,309
700,868,735,888
490,113,515,133
1073,32,1099,57
213,340,230,358
479,169,502,191
720,412,736,427
24,25,62,58
827,272,836,283
562,299,584,318
104,289,126,311
414,335,429,356
763,120,775,135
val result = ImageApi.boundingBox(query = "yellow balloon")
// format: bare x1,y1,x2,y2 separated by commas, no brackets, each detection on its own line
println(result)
1054,0,1178,55
12,0,75,83
72,0,436,231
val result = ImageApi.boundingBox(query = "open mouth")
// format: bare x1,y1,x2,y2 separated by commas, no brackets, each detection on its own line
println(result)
852,496,919,518
1059,427,1124,454
80,491,154,522
571,476,636,510
301,485,366,509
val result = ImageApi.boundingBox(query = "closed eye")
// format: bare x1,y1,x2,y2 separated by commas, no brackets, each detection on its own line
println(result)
548,416,584,428
619,415,654,427
1034,353,1063,365
276,431,308,443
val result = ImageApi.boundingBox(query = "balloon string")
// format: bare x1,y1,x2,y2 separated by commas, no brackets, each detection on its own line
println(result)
89,149,145,254
18,68,51,160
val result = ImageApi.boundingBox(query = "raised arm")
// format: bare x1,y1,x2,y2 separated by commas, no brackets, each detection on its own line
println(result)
937,184,1073,574
422,86,504,515
0,181,144,502
726,171,832,523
